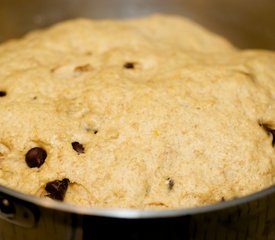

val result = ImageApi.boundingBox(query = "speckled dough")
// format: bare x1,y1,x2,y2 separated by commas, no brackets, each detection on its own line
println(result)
0,15,274,209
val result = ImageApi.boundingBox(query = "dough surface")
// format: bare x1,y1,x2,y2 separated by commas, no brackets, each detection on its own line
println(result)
0,15,274,209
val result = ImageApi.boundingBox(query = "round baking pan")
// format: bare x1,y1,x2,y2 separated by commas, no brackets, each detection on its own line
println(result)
1,184,275,239
0,0,275,239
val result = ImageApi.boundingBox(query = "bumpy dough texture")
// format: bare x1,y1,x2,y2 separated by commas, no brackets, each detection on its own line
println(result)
0,15,275,209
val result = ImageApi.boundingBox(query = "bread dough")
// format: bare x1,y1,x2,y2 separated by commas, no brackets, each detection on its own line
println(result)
0,15,274,209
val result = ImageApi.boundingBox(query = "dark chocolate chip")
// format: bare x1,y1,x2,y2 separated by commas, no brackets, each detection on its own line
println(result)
72,142,85,154
74,64,92,72
221,197,225,202
260,123,275,146
123,62,135,69
25,147,47,168
167,178,175,190
0,91,7,97
45,178,70,201
93,130,98,135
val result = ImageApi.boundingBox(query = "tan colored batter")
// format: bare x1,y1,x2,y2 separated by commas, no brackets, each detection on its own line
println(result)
0,15,274,209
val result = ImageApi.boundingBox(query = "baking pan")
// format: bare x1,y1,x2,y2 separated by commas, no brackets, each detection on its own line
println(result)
0,0,275,239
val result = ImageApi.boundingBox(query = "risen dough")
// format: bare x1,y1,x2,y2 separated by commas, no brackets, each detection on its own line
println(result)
0,15,274,209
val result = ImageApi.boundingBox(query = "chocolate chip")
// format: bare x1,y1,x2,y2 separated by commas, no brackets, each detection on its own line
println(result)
74,64,92,72
72,142,85,154
167,178,175,190
45,178,70,201
84,126,98,134
221,197,225,202
25,147,47,168
0,91,7,97
260,123,275,146
123,62,135,69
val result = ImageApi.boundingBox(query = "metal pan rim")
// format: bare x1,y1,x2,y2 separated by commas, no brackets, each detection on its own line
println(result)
1,184,274,219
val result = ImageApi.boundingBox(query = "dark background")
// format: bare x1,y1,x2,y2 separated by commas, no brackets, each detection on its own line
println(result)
0,0,275,50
